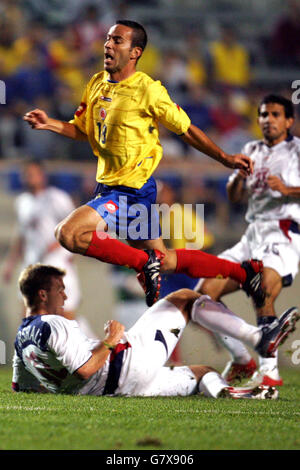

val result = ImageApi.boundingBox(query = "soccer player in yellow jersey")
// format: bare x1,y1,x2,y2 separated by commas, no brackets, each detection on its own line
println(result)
23,20,265,308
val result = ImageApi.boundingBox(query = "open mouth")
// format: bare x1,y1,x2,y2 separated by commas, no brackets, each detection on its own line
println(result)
104,52,114,64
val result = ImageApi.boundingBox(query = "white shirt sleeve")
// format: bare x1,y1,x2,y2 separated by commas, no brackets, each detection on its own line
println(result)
46,316,94,374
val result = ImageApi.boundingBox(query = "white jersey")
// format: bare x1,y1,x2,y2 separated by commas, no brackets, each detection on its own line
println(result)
228,136,300,223
12,301,197,397
13,314,107,394
15,186,81,310
15,186,75,266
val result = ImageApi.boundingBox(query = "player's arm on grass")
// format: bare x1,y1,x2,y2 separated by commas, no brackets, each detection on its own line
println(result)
180,124,253,175
75,320,125,381
23,109,88,141
267,175,300,197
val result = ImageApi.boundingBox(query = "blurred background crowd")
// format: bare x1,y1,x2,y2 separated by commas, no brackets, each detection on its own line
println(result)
1,0,300,160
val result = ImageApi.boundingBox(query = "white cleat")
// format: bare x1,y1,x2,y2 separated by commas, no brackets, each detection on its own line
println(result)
218,384,279,400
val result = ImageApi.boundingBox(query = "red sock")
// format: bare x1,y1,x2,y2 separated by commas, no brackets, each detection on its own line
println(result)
175,249,246,284
85,231,148,272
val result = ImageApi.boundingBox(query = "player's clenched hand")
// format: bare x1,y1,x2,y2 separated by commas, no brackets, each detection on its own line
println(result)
23,109,49,130
267,175,288,195
236,168,249,180
224,154,253,175
104,320,125,347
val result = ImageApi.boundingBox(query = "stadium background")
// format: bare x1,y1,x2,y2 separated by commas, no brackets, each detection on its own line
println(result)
0,0,300,370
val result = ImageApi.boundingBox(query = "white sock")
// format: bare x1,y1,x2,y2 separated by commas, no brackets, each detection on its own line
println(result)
191,296,261,349
259,351,280,376
198,371,228,398
214,332,253,365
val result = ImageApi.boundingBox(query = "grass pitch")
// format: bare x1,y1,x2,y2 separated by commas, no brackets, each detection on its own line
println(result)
0,367,299,450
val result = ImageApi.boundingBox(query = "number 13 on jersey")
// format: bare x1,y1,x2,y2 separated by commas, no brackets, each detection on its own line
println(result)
97,122,107,144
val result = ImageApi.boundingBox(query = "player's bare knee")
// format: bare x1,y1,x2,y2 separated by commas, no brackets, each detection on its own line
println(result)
54,222,62,242
165,289,201,320
200,280,217,299
200,279,223,301
56,221,77,252
189,365,217,382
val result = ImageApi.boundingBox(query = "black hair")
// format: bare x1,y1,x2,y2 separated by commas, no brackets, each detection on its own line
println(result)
116,20,147,51
258,94,295,119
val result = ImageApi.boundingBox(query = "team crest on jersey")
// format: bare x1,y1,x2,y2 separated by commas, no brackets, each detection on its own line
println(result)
100,108,107,120
100,96,112,102
104,200,118,213
75,102,87,117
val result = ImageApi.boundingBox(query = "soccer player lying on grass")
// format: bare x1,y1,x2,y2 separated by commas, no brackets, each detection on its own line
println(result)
12,264,299,399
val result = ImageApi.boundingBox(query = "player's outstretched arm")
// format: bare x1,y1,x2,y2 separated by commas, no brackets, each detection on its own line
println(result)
181,124,253,175
23,109,88,141
75,320,125,381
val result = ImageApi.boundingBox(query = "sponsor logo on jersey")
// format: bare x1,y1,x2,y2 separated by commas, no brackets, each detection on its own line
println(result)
75,102,87,117
104,200,118,213
100,96,112,102
100,108,107,120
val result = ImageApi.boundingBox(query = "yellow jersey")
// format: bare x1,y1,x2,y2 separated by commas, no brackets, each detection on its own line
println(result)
70,71,191,189
210,41,250,87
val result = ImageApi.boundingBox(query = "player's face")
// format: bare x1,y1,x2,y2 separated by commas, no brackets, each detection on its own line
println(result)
23,164,46,192
258,103,294,145
104,24,136,74
46,276,67,315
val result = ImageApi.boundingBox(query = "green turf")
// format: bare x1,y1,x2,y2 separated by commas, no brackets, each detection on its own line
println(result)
0,367,299,450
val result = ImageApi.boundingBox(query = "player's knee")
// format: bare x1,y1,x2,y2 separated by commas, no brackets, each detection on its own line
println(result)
200,279,222,301
54,222,62,242
55,221,77,252
189,365,217,382
165,289,201,319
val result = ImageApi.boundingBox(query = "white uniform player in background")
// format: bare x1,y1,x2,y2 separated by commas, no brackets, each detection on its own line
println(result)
198,94,300,387
3,161,93,336
12,264,299,399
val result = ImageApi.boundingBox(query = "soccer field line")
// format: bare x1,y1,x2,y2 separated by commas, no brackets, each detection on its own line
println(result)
174,409,300,416
1,405,299,416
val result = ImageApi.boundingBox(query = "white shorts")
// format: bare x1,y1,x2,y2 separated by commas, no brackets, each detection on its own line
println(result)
221,220,300,283
115,299,197,396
